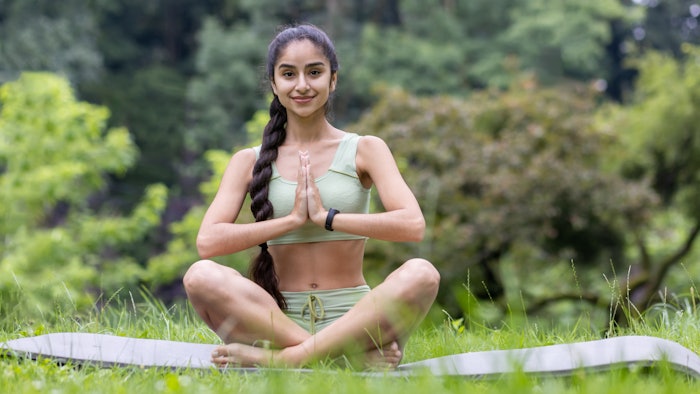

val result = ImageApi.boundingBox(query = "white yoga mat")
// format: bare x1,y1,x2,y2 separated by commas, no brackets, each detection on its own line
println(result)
2,333,699,377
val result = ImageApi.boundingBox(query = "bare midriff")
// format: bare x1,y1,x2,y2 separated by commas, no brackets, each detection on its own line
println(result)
270,239,367,292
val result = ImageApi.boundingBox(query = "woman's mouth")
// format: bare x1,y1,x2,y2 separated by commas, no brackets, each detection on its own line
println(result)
292,96,314,103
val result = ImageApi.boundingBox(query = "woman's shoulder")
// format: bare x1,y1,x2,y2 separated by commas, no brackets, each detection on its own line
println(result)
343,130,385,145
225,147,257,177
232,146,258,162
355,133,390,153
354,133,395,178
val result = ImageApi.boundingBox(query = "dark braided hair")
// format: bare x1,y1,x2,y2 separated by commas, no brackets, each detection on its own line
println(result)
248,24,339,309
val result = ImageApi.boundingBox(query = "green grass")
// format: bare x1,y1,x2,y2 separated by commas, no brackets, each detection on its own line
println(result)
2,288,700,394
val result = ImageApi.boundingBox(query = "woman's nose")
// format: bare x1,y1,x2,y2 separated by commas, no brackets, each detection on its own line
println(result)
296,76,310,91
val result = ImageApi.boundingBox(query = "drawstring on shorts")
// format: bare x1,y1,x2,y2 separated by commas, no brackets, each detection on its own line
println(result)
300,294,325,334
280,285,370,333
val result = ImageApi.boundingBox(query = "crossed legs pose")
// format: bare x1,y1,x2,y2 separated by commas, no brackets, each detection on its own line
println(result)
184,257,440,369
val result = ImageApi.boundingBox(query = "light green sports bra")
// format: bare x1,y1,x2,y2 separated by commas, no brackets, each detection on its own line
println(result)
253,132,371,245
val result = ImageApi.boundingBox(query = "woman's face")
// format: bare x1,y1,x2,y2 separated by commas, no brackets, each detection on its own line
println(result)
271,39,337,119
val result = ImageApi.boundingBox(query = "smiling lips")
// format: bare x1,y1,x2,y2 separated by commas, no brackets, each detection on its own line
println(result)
292,96,314,103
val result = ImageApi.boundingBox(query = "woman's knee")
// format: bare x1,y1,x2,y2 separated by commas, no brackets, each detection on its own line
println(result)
183,259,212,289
406,258,440,290
183,259,239,296
392,258,440,302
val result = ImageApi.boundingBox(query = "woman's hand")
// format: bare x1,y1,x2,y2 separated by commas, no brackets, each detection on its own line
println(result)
300,152,328,226
289,150,310,226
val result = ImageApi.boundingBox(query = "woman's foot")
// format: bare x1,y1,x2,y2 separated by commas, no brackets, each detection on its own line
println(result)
211,340,403,370
363,341,403,370
211,342,278,367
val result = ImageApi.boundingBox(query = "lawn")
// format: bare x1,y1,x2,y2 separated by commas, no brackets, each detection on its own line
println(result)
2,290,700,394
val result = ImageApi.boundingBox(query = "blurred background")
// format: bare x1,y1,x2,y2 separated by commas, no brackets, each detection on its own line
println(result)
1,0,700,331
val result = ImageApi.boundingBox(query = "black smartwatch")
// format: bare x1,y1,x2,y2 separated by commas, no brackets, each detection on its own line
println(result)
325,208,340,231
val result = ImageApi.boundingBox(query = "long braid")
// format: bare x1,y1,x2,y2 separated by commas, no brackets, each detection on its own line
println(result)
249,96,288,309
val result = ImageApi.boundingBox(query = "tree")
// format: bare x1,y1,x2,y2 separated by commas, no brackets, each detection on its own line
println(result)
632,0,700,57
0,0,103,84
80,0,220,210
387,0,634,89
350,81,657,325
348,24,465,97
185,18,268,154
501,0,628,82
0,73,167,312
598,45,700,315
144,106,268,301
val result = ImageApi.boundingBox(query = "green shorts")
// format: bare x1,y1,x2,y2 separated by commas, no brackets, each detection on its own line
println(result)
281,285,370,334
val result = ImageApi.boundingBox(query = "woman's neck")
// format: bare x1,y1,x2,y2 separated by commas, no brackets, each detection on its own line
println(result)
284,116,339,144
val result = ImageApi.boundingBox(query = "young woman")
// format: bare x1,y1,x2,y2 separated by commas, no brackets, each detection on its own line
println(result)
183,24,440,369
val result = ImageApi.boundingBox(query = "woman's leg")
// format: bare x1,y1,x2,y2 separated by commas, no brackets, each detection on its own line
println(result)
183,259,310,347
184,259,404,367
212,258,440,368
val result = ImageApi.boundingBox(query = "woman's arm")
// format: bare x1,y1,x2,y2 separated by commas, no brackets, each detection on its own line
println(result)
196,148,306,258
307,135,425,242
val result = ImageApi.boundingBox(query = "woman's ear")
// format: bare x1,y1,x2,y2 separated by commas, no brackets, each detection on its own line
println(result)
330,73,337,92
271,80,278,96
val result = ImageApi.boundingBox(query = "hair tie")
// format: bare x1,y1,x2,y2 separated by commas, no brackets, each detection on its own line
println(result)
259,242,268,251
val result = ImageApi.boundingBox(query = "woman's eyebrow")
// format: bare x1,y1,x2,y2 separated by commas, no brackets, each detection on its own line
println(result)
277,61,327,70
304,62,326,68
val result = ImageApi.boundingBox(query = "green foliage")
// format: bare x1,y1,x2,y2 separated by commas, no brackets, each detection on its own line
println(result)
0,0,103,84
81,66,188,194
351,25,464,96
604,45,700,213
0,73,135,228
586,45,700,313
503,0,628,81
145,150,251,287
0,73,167,312
185,18,268,153
352,81,657,318
390,0,636,88
635,0,700,56
396,0,517,88
144,107,268,287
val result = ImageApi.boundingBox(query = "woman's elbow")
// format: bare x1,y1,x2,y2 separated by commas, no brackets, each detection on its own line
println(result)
196,234,216,259
406,216,426,242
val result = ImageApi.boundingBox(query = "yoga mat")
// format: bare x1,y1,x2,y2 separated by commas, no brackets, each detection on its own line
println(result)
2,333,700,377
